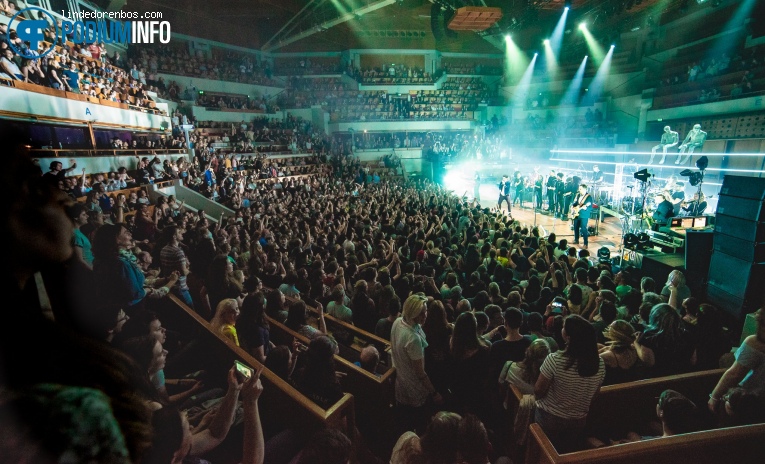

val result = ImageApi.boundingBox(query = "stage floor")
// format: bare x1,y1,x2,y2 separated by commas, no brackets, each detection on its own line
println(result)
474,188,628,260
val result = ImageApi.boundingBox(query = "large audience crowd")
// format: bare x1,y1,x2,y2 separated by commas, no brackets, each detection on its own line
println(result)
2,4,765,464
6,127,762,463
129,44,276,87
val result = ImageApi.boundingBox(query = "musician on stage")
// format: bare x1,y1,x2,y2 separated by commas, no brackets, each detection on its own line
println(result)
534,173,544,210
512,170,524,208
681,192,707,216
571,184,593,249
592,165,604,184
649,125,679,164
555,172,566,218
563,175,579,219
652,191,676,230
498,174,512,213
545,169,557,212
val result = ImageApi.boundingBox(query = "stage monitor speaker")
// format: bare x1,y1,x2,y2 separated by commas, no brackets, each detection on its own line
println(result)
713,234,765,264
715,194,765,221
719,175,765,201
714,214,765,243
685,229,714,296
639,252,685,288
707,252,765,319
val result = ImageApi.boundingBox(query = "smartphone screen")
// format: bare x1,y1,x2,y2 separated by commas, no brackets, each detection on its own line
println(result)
235,360,253,380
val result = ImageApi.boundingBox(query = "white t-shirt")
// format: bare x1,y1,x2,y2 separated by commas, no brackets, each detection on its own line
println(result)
390,318,430,407
536,351,605,420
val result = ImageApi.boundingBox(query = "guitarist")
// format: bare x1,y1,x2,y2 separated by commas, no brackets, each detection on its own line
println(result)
571,184,593,249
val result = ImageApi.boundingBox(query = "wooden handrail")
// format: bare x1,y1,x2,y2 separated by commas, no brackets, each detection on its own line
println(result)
275,290,393,358
526,422,765,464
31,149,186,158
166,294,356,432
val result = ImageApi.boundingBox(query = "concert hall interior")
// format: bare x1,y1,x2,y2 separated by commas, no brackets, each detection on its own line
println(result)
2,0,765,463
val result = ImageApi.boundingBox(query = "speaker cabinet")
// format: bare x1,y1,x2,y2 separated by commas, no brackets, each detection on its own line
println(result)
714,214,765,243
709,253,765,309
720,175,765,201
716,195,765,221
713,234,765,263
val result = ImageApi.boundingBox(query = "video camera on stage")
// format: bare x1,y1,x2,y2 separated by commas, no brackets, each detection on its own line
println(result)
633,169,653,183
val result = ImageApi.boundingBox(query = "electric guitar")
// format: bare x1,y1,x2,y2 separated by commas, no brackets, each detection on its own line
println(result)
568,194,591,221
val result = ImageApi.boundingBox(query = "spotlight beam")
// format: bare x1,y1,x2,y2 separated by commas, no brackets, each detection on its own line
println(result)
504,35,528,83
511,53,538,107
543,40,558,78
581,45,613,106
560,56,587,107
549,7,569,56
580,24,604,64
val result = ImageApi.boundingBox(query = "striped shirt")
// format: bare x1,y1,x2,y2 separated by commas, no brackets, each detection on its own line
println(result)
536,351,605,420
160,244,189,291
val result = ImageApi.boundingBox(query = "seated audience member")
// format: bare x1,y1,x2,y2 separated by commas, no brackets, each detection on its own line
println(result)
293,335,344,409
327,284,353,323
266,287,290,323
634,304,694,377
209,298,241,346
719,387,765,427
238,291,274,363
356,345,381,375
588,389,699,448
599,320,643,385
534,315,606,453
709,308,765,412
285,299,327,340
265,344,300,383
643,389,700,439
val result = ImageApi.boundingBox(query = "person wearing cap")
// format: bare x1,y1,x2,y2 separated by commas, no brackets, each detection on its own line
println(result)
390,293,443,434
676,124,707,164
649,126,679,164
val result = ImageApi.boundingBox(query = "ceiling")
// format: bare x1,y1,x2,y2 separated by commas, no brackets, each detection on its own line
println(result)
122,0,698,54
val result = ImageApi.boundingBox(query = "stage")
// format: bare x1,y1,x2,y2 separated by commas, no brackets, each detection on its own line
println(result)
471,183,632,261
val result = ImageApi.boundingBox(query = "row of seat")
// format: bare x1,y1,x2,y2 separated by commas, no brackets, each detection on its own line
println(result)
506,369,765,463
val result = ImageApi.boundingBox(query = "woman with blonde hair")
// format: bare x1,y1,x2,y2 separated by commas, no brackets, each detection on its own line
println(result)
391,293,443,434
210,298,240,346
599,320,642,385
500,338,552,396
